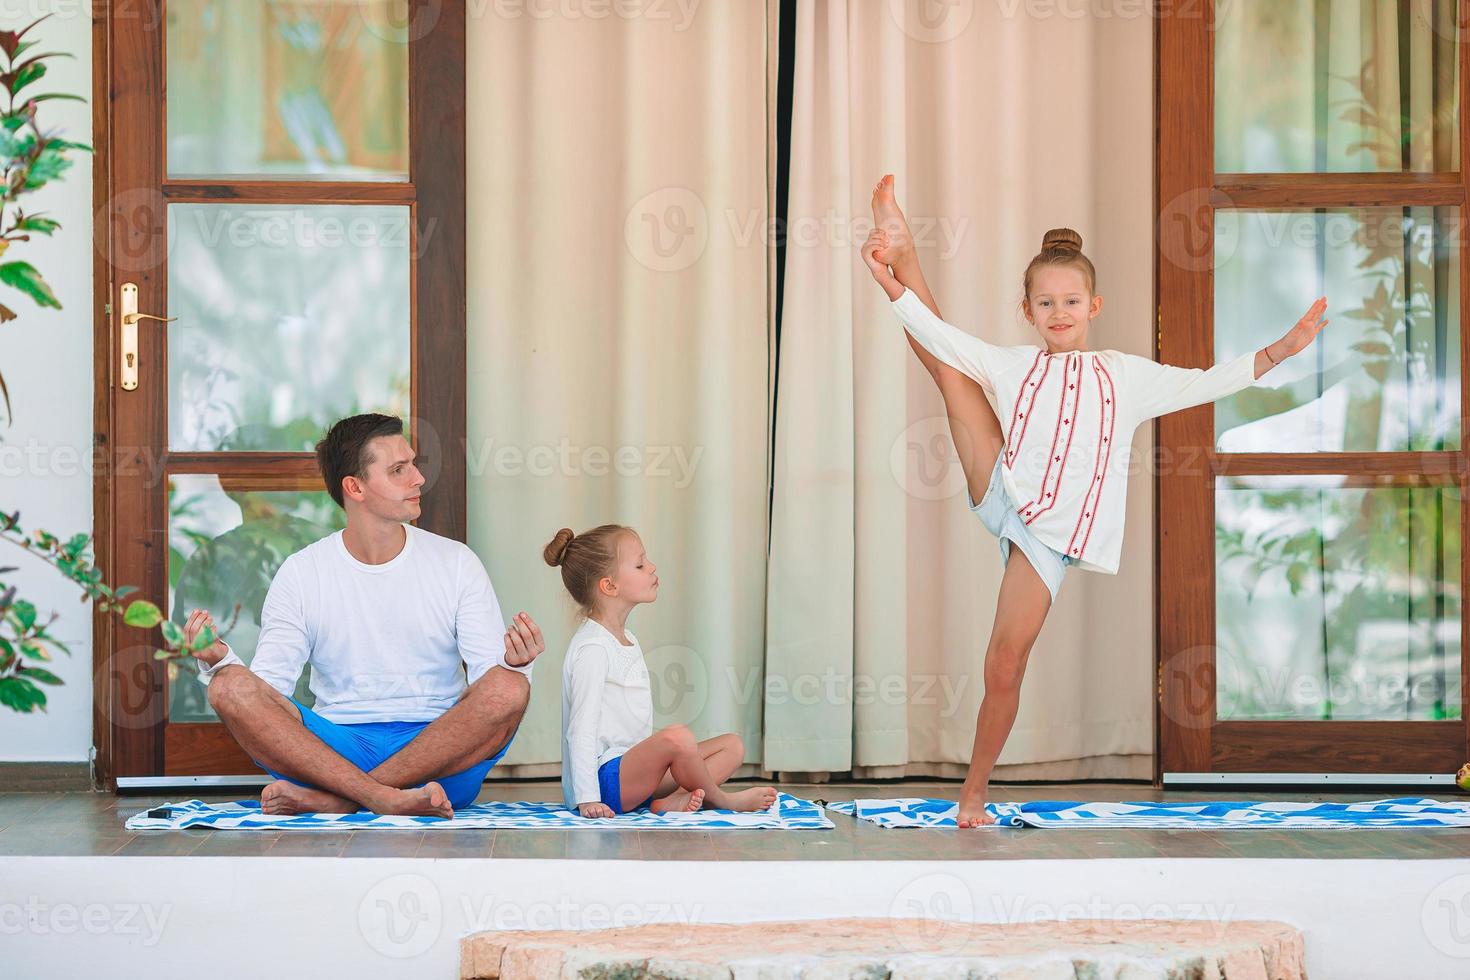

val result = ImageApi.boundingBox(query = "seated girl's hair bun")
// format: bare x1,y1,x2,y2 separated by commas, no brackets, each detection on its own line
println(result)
1042,227,1083,255
543,528,576,567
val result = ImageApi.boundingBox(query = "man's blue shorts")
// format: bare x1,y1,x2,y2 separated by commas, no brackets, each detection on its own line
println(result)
597,754,654,814
257,699,515,810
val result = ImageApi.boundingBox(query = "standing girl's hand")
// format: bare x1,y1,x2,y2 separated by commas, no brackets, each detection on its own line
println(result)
861,229,905,300
579,802,615,819
1267,297,1329,363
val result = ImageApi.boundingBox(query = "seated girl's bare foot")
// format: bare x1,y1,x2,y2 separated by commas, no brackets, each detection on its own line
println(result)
260,780,358,815
717,786,779,812
956,785,996,829
651,788,705,815
871,174,916,266
378,781,454,819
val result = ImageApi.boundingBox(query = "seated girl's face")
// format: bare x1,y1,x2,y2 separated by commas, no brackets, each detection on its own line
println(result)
1024,265,1102,344
608,532,660,604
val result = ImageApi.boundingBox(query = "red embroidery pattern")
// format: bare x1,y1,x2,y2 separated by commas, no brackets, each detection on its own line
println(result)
1003,351,1050,469
1065,357,1118,562
1020,353,1082,525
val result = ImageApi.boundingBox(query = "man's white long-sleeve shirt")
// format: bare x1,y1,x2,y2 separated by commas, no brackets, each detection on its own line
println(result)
195,524,534,723
560,618,653,808
891,287,1268,575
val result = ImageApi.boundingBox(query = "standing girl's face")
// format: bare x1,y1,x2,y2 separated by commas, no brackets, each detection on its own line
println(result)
1023,265,1103,350
600,532,660,605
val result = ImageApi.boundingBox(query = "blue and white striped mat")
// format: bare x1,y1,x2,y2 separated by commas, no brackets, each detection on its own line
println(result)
827,797,1470,830
124,792,832,832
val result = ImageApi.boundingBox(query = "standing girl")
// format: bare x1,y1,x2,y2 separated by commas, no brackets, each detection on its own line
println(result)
861,175,1328,827
545,524,779,817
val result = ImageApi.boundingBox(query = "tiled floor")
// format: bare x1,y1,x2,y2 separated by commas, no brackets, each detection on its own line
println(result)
3,781,1469,861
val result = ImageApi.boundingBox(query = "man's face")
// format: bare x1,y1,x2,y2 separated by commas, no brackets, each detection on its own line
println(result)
345,434,424,522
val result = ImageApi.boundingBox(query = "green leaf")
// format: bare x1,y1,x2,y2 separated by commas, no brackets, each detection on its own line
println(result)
19,639,49,660
12,598,35,630
15,214,59,235
0,261,59,309
122,599,162,629
10,60,46,96
113,585,138,598
0,676,46,712
159,619,185,647
21,93,85,107
18,665,62,685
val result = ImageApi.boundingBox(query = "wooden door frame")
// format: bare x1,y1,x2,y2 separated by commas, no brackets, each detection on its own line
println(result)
89,0,467,787
1155,0,1470,783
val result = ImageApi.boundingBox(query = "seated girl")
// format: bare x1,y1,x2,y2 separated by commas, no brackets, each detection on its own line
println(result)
545,523,779,817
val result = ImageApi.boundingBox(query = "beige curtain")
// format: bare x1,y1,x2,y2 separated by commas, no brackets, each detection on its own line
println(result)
466,2,776,776
765,0,1155,780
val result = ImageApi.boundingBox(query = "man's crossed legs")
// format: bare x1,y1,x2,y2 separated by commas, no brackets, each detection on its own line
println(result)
207,664,530,818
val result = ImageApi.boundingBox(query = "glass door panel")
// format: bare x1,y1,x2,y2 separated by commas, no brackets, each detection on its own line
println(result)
165,475,345,723
166,0,410,180
167,203,411,452
1214,207,1461,453
1216,0,1460,173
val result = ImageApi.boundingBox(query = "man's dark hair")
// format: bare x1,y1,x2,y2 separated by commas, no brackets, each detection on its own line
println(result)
315,414,406,508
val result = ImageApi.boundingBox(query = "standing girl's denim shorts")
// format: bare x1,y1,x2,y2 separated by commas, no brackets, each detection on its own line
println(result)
967,454,1075,605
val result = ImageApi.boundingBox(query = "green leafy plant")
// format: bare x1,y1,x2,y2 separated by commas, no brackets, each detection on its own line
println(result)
0,16,220,713
0,14,92,424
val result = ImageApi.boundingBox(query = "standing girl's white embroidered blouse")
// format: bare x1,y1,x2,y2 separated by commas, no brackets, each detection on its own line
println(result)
891,287,1266,575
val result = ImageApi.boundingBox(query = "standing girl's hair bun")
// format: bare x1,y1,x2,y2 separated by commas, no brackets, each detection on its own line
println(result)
1041,227,1083,255
544,528,576,567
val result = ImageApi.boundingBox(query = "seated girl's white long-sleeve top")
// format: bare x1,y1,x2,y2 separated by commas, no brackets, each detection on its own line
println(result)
560,618,654,808
891,287,1268,575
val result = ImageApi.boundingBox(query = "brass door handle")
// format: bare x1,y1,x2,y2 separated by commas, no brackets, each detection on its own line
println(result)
119,282,176,392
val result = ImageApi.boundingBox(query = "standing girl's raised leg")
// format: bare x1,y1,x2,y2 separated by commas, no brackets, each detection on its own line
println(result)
956,547,1055,828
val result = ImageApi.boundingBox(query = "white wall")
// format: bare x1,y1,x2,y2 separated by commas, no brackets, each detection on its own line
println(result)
0,2,94,762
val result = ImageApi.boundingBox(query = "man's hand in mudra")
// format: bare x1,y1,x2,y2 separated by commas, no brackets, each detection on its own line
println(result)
503,611,545,667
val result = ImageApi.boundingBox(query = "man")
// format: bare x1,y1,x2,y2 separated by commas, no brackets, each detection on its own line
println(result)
186,414,544,817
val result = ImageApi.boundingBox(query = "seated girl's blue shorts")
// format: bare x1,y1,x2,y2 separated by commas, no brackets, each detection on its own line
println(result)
968,454,1076,605
597,754,654,814
255,699,516,810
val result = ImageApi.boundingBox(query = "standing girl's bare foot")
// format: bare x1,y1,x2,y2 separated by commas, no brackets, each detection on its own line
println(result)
871,174,917,266
956,784,996,828
711,786,779,812
651,788,705,815
260,780,359,815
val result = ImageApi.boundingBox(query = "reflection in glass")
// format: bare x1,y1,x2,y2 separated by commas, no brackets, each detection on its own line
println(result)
167,0,409,179
166,476,345,723
167,204,411,452
1216,0,1459,173
1215,476,1461,722
1214,208,1460,453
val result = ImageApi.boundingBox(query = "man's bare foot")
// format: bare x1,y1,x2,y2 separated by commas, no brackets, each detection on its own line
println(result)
260,780,359,815
376,782,454,819
713,786,779,812
651,788,705,815
871,174,917,268
956,785,996,828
